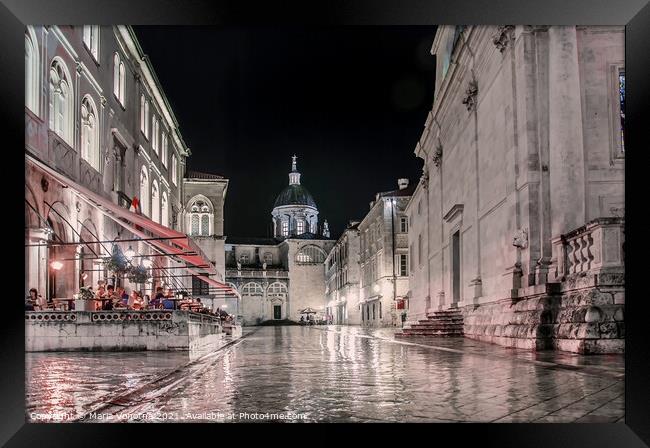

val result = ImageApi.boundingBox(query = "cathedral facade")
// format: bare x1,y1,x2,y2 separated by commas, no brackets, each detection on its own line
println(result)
225,157,334,325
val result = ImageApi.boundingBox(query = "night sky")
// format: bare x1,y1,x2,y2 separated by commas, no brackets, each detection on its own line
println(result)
133,26,437,239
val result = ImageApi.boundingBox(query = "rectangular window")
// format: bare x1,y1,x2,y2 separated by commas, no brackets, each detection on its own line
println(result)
281,221,289,236
162,132,168,167
379,301,382,319
372,303,376,320
619,68,625,153
418,200,422,215
83,26,99,61
171,154,177,186
399,254,408,276
452,230,461,304
297,220,304,234
400,216,408,233
409,243,414,273
418,234,423,267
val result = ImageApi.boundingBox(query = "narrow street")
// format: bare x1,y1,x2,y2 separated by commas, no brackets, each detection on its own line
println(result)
27,326,624,423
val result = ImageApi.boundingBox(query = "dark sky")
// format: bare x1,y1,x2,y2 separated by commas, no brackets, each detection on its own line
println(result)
133,26,437,239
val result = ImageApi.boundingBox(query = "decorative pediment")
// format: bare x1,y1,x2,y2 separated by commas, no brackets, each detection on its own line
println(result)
443,204,464,222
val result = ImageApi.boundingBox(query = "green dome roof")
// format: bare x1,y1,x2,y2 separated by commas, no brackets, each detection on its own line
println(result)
274,184,317,209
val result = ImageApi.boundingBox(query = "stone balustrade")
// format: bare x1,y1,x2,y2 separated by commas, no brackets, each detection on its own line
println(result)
551,218,624,281
226,269,289,279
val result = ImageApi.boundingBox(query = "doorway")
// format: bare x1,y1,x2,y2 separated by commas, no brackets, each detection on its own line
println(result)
452,230,460,306
273,304,282,320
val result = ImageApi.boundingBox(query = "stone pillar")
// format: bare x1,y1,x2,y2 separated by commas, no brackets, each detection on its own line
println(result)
547,26,586,238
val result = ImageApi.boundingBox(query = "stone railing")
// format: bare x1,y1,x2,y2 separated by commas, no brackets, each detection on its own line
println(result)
226,269,289,279
551,218,624,280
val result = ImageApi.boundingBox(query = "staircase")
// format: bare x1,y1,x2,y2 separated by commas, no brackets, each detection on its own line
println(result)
395,309,464,337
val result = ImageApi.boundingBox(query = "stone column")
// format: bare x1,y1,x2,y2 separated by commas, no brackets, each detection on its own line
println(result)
547,26,586,238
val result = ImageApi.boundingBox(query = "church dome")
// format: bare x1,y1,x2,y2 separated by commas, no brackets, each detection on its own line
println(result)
274,184,317,209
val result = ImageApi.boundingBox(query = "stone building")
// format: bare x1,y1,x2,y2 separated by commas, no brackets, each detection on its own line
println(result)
401,25,625,354
324,221,361,325
25,25,232,305
225,157,334,325
358,179,413,327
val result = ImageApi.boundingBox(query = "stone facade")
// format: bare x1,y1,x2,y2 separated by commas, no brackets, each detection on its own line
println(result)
405,25,625,354
25,26,228,305
25,310,222,351
325,222,362,325
358,179,413,327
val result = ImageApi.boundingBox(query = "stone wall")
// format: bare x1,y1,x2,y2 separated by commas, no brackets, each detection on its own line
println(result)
461,273,624,354
25,310,223,352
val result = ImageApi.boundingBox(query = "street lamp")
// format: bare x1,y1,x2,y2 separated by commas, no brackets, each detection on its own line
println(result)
50,260,63,270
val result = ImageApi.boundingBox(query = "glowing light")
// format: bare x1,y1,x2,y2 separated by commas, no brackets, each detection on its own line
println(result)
50,260,63,270
81,273,88,280
124,245,135,260
373,284,380,293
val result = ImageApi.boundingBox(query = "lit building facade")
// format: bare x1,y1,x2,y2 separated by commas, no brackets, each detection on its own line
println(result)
358,179,412,327
404,25,625,354
225,156,334,325
25,25,228,304
324,221,361,325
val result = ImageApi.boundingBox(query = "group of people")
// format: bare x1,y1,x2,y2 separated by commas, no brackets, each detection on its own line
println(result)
25,284,234,317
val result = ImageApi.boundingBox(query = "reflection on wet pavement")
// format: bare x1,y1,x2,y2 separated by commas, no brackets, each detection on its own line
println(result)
26,326,624,423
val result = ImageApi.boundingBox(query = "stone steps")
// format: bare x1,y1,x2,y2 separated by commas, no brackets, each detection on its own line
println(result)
396,308,464,338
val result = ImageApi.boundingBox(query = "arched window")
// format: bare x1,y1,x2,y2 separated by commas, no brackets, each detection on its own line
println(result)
267,282,287,296
152,116,159,154
82,25,99,61
49,58,73,146
113,53,125,106
151,179,160,223
140,166,150,217
161,191,169,227
188,197,212,236
241,282,264,296
25,28,39,114
80,95,99,171
295,245,326,264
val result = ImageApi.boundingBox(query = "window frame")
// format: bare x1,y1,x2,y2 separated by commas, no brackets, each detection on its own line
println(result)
82,25,100,62
609,63,625,162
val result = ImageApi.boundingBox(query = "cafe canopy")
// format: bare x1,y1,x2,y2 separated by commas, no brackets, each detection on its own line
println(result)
27,154,239,298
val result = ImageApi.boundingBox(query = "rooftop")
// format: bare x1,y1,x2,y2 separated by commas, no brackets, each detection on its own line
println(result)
185,170,225,180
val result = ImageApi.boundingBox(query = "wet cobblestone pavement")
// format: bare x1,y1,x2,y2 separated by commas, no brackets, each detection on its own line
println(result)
26,326,624,423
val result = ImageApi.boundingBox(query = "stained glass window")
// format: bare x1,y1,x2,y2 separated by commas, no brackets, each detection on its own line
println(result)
619,69,625,153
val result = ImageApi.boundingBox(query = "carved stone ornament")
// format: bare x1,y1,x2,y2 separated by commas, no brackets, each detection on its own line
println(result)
492,25,515,53
100,95,107,106
420,168,429,190
513,228,528,249
41,177,49,192
432,142,443,167
75,201,81,212
75,60,83,74
462,80,478,112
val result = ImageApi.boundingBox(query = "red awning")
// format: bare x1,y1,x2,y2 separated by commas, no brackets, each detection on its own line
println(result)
27,154,238,297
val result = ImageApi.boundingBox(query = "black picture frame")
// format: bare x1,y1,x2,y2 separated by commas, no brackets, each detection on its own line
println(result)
4,0,649,445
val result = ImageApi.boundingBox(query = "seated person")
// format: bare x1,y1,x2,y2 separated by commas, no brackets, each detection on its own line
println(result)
162,297,175,310
150,287,165,309
126,290,138,309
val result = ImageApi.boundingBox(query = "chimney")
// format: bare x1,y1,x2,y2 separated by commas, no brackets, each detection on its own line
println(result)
398,178,409,190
